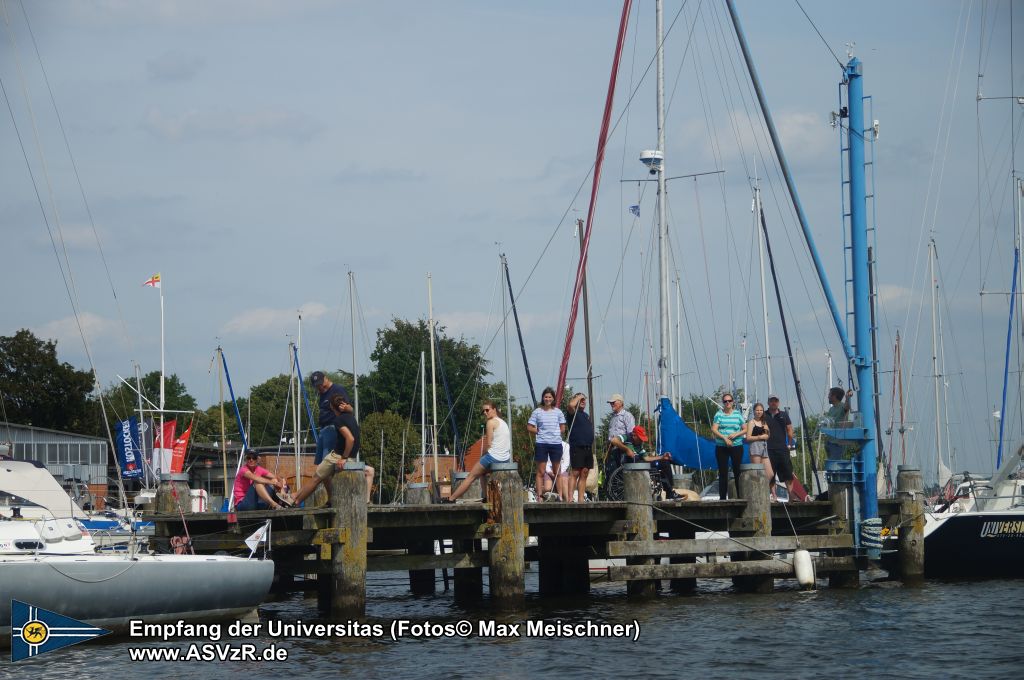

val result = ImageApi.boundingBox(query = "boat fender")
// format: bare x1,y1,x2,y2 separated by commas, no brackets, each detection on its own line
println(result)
794,549,815,589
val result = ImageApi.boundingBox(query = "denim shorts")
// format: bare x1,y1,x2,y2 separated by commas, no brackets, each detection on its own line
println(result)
479,452,507,470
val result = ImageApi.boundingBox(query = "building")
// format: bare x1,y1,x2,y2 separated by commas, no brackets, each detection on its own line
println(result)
1,421,109,509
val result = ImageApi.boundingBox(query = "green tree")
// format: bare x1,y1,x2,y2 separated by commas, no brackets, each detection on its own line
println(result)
364,318,489,456
359,410,422,503
0,329,96,432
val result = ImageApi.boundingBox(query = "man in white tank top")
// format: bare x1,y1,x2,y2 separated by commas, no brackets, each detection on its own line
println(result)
446,400,510,502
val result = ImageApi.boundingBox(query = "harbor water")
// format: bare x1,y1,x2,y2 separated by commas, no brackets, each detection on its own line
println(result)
7,571,1022,679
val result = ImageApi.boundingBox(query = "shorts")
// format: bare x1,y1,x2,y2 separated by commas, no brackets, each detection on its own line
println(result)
570,445,595,470
479,452,509,470
767,447,794,483
534,442,562,464
315,451,345,480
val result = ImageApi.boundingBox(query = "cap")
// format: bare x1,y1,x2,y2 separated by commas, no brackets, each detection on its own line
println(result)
632,425,648,442
310,371,325,387
244,449,260,459
768,395,780,402
608,393,625,404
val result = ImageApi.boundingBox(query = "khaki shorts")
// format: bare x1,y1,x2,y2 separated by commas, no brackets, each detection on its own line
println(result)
315,451,345,480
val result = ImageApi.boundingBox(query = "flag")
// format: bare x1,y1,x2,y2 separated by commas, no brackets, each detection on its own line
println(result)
143,273,161,288
11,600,110,662
245,520,271,557
170,422,193,474
629,204,640,217
152,419,177,475
114,416,144,479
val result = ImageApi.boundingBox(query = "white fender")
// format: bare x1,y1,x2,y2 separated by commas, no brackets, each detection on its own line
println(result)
794,549,815,589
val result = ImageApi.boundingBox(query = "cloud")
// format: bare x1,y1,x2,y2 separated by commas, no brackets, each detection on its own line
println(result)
221,302,329,335
36,312,126,350
143,107,324,143
147,51,206,82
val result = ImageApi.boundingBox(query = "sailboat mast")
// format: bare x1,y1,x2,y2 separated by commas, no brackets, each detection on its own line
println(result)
428,274,439,480
577,222,596,420
655,0,670,398
420,351,426,484
928,239,944,483
217,347,227,501
755,177,772,395
501,257,512,445
349,272,360,421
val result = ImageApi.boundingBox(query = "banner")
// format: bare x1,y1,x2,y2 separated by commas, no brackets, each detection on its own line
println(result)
152,419,177,475
170,422,192,473
114,417,144,479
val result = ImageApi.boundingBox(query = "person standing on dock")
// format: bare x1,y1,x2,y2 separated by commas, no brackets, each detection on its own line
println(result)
527,387,566,502
233,451,290,510
746,402,775,500
447,400,510,502
310,371,352,465
567,393,594,503
711,393,745,500
765,396,805,501
292,393,374,505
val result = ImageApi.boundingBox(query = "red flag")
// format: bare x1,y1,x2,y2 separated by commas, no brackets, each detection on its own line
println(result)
153,420,177,474
170,422,192,474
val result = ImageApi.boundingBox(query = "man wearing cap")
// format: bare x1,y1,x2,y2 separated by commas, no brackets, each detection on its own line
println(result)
766,396,809,501
603,394,635,481
310,371,352,466
233,450,290,511
292,392,375,505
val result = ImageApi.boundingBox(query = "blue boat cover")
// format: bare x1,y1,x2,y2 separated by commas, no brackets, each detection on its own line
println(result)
657,396,748,469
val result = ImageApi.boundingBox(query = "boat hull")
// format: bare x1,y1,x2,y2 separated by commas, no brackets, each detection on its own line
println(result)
923,512,1024,578
0,554,275,638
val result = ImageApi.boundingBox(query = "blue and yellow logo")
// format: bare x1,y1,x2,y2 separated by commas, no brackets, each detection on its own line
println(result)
11,601,110,662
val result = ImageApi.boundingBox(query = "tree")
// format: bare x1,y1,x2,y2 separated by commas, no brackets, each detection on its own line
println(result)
359,411,422,503
0,329,96,432
364,318,489,456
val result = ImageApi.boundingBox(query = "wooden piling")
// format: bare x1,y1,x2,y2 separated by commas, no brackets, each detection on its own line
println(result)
453,471,484,502
623,462,658,597
828,478,860,588
331,461,368,617
668,525,697,594
486,463,525,608
405,482,436,596
896,466,925,583
733,463,773,594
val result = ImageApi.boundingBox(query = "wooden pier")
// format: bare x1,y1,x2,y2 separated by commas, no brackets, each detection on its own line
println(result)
150,462,926,617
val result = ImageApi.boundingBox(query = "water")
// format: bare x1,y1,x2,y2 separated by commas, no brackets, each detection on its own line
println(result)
7,571,1023,679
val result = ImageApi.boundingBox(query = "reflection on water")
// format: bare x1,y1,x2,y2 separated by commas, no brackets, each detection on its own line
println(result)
12,570,1023,680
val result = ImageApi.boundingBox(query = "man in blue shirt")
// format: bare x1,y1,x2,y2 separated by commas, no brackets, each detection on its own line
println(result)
311,371,352,465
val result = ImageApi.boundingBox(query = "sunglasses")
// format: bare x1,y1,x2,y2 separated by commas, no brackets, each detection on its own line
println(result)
723,400,733,404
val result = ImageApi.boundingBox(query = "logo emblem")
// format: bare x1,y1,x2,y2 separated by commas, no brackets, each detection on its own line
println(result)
11,601,110,662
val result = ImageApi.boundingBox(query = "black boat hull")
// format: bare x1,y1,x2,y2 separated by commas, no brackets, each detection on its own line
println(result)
923,513,1024,578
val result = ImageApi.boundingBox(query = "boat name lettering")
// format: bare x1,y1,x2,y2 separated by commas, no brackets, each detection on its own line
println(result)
980,521,1024,538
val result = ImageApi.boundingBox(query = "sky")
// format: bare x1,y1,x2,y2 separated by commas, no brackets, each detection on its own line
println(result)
1,0,1021,482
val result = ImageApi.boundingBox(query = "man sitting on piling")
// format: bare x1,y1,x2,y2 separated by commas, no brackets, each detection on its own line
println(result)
292,393,375,505
310,371,352,465
233,450,290,511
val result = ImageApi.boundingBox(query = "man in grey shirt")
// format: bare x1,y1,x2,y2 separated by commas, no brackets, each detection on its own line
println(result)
605,393,635,476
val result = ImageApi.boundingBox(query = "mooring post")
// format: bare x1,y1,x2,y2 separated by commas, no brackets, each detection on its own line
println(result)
734,463,773,593
405,482,436,596
623,462,658,597
668,524,697,594
896,466,925,584
331,461,368,617
486,463,525,608
453,471,484,502
828,478,860,588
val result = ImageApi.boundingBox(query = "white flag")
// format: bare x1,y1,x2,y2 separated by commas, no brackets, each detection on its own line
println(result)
244,520,271,556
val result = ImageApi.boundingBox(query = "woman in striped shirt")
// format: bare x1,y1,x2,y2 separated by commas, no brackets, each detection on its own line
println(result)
527,386,567,501
710,393,745,500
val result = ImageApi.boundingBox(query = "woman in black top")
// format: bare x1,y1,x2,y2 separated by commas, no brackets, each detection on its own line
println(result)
746,402,775,500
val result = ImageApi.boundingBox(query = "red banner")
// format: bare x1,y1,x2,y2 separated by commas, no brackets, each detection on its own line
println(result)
170,422,192,474
153,420,177,474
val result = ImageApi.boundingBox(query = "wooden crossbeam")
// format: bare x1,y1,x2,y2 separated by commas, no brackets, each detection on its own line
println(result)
607,556,857,581
607,534,853,557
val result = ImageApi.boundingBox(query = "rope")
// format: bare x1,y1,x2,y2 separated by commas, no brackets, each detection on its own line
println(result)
792,0,844,70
